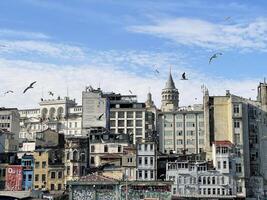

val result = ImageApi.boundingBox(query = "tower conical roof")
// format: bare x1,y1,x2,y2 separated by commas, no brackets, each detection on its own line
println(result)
165,72,176,89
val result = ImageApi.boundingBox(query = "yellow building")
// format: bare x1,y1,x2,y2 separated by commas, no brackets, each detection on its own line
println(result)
33,149,65,191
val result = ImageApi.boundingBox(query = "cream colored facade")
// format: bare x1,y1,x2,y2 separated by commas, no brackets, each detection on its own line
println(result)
33,149,65,191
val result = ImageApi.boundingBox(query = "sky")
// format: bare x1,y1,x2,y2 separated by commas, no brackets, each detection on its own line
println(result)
1,0,267,108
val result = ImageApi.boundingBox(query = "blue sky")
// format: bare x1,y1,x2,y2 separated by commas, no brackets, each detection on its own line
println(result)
1,0,267,108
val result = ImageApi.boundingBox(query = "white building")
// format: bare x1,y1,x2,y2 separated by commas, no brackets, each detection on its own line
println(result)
136,142,157,181
167,140,237,199
19,96,82,140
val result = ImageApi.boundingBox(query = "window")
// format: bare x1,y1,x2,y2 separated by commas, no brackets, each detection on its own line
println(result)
69,122,72,128
186,122,195,127
136,128,142,135
110,112,116,118
136,120,142,127
35,162,40,168
150,144,153,151
234,121,240,128
144,170,148,179
217,161,221,169
118,145,122,152
150,171,154,179
90,156,95,164
110,120,116,127
223,161,227,169
138,144,142,151
58,184,62,190
118,111,125,118
127,120,133,127
176,122,183,127
104,145,108,153
51,172,56,179
67,166,70,175
150,157,153,166
136,111,143,118
58,171,62,179
138,170,142,179
66,152,70,160
50,184,55,191
236,163,242,173
42,174,46,182
176,130,183,136
73,166,78,175
42,161,46,168
212,177,215,184
35,174,39,181
128,158,133,163
139,157,142,165
177,139,183,145
145,157,148,165
144,144,148,151
234,104,240,114
118,120,124,127
127,112,133,118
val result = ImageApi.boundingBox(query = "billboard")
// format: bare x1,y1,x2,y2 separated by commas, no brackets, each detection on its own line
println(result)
5,165,23,191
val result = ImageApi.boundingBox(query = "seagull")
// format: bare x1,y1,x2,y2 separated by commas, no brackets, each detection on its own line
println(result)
209,53,223,64
4,90,14,95
224,16,231,21
23,81,36,93
48,91,54,96
155,69,160,74
97,113,104,120
181,72,188,80
129,90,132,94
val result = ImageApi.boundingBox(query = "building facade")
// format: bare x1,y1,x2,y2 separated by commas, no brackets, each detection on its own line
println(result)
21,154,34,191
19,96,82,140
136,142,157,181
158,72,205,154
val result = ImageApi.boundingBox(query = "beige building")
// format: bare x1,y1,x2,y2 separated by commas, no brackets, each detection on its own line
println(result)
33,149,65,191
203,83,267,198
158,72,205,154
64,135,88,183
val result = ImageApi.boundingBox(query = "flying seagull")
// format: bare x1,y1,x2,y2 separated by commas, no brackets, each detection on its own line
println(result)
224,16,231,21
23,81,36,93
4,90,14,95
181,72,188,80
48,91,54,96
97,113,104,120
209,53,223,64
129,90,132,94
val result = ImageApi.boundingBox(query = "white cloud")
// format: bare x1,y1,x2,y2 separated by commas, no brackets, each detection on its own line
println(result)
0,40,85,60
128,17,267,51
0,57,259,109
0,29,50,39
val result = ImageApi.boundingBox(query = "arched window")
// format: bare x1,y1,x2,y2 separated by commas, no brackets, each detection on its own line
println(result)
57,107,64,119
49,107,56,119
73,150,79,161
41,108,48,119
80,152,86,162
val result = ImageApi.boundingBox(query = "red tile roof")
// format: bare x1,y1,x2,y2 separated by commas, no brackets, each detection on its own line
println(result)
79,173,117,183
213,140,233,146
